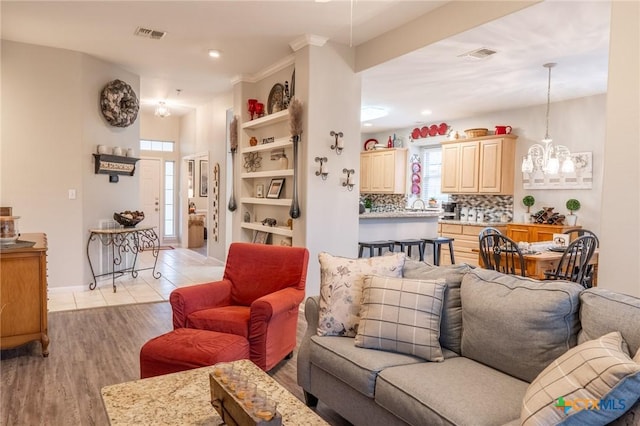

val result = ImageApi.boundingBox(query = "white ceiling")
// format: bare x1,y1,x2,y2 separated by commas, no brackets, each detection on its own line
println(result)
1,1,610,133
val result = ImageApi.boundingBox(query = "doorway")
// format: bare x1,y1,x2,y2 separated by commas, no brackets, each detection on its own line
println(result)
139,158,161,240
182,153,209,255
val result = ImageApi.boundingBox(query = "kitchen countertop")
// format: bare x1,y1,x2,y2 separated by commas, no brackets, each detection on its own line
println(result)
359,210,442,219
439,219,512,226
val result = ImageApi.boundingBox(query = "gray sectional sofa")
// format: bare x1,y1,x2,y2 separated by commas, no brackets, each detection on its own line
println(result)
297,261,640,426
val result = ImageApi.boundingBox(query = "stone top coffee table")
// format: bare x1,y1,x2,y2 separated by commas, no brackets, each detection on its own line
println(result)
101,359,328,425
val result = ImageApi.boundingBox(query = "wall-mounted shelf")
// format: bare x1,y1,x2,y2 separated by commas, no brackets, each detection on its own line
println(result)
93,154,139,182
241,137,292,154
240,197,291,206
240,222,293,237
241,110,288,130
241,169,294,179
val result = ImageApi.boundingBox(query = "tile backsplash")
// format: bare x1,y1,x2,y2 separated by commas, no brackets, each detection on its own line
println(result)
451,194,513,222
360,194,406,212
359,193,514,222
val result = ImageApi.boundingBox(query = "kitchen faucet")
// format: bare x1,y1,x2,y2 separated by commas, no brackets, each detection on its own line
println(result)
411,199,426,211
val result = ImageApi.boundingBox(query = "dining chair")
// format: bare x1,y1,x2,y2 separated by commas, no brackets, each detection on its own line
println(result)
563,227,600,247
544,235,598,288
478,226,502,240
479,234,526,277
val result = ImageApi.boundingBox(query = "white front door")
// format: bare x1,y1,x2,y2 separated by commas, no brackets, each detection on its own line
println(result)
140,158,161,238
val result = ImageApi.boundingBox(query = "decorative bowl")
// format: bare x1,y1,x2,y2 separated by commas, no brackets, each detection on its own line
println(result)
114,211,145,227
464,128,488,138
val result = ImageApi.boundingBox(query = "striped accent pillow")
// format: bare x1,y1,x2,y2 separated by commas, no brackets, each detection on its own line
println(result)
354,275,446,362
521,331,640,425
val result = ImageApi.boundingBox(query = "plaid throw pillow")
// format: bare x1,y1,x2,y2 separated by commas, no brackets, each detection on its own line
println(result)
354,275,446,361
521,331,640,425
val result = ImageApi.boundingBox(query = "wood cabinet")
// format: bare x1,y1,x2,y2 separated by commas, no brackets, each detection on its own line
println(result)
0,233,49,356
360,148,407,194
438,223,507,266
239,110,294,245
506,223,581,242
441,135,517,194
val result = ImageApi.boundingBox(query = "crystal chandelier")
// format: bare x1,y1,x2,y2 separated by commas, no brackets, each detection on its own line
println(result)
155,101,171,118
521,63,574,175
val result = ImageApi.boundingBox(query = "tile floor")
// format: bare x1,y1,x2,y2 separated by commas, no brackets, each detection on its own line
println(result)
48,248,224,312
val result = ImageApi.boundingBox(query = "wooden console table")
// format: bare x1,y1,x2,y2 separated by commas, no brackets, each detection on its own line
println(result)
86,226,161,293
0,233,49,356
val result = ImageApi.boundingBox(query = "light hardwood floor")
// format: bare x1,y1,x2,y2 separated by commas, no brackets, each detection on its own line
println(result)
0,302,352,426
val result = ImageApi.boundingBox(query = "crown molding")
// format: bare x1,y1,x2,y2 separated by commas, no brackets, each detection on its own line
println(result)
231,55,295,85
289,34,328,52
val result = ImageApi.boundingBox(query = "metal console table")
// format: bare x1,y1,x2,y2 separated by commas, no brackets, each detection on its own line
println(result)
87,226,162,292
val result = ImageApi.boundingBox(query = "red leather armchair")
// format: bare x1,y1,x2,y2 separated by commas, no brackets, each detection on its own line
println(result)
169,242,309,371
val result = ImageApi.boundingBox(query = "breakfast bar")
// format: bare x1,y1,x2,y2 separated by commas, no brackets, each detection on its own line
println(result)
359,210,441,241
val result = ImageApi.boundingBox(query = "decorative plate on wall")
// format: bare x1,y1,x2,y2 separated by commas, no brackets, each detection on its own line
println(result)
267,83,285,114
100,79,139,127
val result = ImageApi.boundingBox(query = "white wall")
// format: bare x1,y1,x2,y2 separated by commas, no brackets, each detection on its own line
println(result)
599,0,640,297
296,41,361,296
1,40,140,289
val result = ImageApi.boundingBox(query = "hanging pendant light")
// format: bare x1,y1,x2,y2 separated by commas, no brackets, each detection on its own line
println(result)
521,63,574,175
155,101,171,118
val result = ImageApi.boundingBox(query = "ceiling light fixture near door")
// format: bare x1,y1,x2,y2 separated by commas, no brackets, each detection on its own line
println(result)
521,63,574,175
155,101,170,118
208,49,221,58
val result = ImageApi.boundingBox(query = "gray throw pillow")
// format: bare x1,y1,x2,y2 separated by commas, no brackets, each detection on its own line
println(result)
460,268,583,382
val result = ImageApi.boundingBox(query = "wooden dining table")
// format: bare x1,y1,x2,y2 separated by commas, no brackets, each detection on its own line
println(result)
474,247,599,285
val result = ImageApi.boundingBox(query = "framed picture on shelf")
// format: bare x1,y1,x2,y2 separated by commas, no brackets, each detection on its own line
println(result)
199,160,208,197
252,231,270,244
266,178,285,199
187,160,195,198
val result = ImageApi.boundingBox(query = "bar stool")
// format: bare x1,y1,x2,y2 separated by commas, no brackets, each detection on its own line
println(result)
358,240,395,258
422,237,455,266
393,239,425,261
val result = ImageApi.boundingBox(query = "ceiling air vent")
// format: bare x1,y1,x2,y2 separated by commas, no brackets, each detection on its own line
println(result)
134,26,167,40
458,48,497,60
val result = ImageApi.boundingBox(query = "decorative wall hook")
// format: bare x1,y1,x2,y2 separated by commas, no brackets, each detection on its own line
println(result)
315,157,329,180
330,131,344,155
343,168,355,191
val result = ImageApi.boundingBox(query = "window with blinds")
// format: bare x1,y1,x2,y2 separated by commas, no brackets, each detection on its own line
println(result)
421,146,445,203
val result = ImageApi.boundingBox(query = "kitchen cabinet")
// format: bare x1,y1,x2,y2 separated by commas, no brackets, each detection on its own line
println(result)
441,135,517,194
239,110,294,245
0,233,49,356
507,223,580,243
360,148,407,194
438,223,507,266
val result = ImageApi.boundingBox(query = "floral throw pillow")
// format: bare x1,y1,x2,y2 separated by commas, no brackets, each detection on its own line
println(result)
317,252,406,337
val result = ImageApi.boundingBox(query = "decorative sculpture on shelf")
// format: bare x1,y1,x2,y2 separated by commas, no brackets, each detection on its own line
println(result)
228,116,238,211
288,98,303,219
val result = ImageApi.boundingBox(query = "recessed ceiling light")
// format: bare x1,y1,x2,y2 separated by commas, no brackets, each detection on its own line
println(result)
421,110,432,116
361,106,388,122
363,123,373,127
208,49,221,58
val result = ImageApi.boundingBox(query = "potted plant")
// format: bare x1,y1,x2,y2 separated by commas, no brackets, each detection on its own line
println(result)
364,198,372,213
522,195,535,223
565,198,581,226
428,197,438,207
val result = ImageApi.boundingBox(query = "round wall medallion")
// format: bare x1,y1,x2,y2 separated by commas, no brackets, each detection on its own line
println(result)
100,79,139,127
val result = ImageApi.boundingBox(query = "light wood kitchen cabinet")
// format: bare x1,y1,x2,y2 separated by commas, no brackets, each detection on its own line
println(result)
360,148,407,194
0,233,49,356
507,223,580,243
441,135,517,194
438,223,507,266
